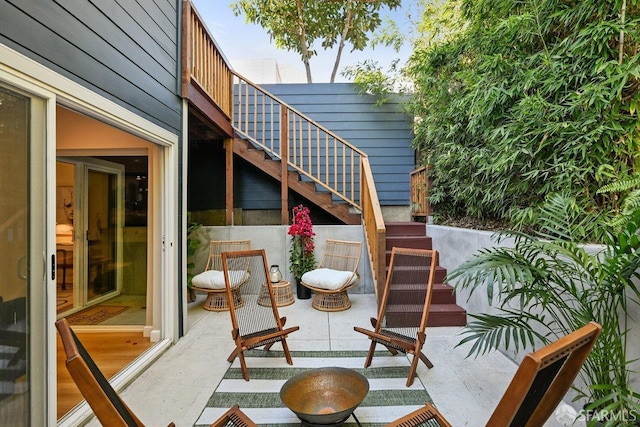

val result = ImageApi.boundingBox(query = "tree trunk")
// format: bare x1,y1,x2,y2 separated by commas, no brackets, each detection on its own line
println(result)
330,10,353,83
295,0,313,83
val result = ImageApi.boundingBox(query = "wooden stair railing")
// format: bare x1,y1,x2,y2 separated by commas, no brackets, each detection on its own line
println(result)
232,71,365,211
410,166,431,221
361,157,386,300
181,0,233,120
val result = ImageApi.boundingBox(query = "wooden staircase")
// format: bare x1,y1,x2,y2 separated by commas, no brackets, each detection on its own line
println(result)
232,135,361,224
385,222,467,327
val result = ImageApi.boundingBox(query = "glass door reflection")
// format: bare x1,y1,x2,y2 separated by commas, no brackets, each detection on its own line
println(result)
56,158,123,313
0,83,43,426
87,167,122,302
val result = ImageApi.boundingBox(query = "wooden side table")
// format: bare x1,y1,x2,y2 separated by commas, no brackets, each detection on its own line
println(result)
258,280,295,307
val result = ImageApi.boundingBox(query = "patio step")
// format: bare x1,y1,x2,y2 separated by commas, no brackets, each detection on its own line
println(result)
385,303,467,327
427,304,468,327
387,283,458,305
386,222,427,236
385,222,467,327
385,235,433,250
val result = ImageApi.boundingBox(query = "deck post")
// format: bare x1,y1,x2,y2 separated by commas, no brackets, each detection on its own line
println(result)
225,137,234,225
280,106,289,225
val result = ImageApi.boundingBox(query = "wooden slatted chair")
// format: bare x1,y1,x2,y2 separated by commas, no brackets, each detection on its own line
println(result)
385,402,452,427
191,240,251,311
384,322,602,427
56,318,258,427
354,247,438,386
300,239,362,311
55,317,172,426
223,249,300,381
210,405,257,427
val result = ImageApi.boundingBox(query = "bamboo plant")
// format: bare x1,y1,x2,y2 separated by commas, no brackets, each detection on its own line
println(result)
448,194,640,426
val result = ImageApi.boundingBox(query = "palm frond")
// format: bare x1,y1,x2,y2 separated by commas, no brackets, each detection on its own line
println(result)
456,312,549,357
448,246,543,303
597,176,640,194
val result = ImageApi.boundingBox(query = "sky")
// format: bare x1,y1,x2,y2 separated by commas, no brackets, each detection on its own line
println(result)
191,1,420,83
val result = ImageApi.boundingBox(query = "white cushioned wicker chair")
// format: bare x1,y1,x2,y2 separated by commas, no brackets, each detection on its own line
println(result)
301,239,361,311
191,240,251,311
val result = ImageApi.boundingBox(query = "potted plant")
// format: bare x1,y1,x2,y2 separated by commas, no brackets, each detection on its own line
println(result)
186,220,202,303
288,204,316,299
447,194,640,426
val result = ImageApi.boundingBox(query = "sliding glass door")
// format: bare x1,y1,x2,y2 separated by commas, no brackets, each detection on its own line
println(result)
86,163,124,303
56,158,124,314
0,83,47,425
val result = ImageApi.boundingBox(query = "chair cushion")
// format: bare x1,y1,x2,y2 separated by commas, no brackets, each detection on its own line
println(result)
192,270,249,290
301,268,356,290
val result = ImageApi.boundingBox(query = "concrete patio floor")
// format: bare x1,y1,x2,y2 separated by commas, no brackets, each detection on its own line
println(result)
94,293,568,426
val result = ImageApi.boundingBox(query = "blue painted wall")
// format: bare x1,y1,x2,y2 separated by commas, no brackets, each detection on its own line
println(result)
0,0,182,133
262,83,415,206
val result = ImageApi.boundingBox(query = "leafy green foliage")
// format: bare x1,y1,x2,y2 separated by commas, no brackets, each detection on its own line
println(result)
448,198,640,424
231,0,400,82
342,59,406,105
404,0,640,239
598,174,640,231
344,0,466,104
186,221,202,288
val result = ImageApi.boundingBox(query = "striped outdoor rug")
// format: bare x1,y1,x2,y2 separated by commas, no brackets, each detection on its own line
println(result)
193,350,432,427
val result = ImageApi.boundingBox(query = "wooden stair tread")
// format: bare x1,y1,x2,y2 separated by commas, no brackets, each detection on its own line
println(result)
429,303,467,313
386,302,465,312
232,136,360,224
389,282,453,291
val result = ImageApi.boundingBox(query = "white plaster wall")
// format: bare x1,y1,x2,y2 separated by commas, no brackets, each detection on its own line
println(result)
190,225,374,294
428,224,640,395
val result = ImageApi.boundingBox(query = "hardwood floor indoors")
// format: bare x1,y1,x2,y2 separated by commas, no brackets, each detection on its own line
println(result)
56,331,153,419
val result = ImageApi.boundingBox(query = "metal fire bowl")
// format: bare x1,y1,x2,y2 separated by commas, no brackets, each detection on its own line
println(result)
280,367,369,425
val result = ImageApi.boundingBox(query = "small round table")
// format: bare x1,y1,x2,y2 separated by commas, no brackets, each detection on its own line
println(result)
258,280,295,307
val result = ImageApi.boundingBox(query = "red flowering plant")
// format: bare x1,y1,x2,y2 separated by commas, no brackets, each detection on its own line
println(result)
288,205,316,281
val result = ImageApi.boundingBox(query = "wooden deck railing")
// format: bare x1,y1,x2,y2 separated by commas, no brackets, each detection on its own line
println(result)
410,166,431,220
233,72,366,209
361,158,386,299
181,1,233,119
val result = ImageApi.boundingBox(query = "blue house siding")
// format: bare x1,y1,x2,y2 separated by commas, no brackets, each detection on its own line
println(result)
0,0,182,133
262,83,415,206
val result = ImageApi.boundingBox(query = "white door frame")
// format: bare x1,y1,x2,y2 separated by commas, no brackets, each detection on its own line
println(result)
0,70,53,427
1,44,179,426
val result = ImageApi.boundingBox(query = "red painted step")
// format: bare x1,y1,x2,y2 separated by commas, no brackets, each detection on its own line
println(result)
386,222,427,236
427,304,468,327
385,282,456,305
384,222,467,327
386,236,433,250
385,302,467,327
